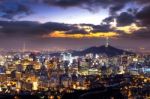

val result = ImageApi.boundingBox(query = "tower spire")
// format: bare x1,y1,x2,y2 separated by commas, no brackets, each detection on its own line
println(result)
105,37,109,47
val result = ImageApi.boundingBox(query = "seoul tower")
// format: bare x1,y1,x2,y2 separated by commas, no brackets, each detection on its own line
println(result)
105,37,109,48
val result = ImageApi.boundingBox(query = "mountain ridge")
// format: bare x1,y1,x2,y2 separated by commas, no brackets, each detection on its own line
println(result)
50,45,134,56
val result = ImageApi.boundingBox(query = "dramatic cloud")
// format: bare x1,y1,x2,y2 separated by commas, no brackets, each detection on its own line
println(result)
0,21,95,39
0,0,133,19
1,0,150,20
109,4,125,15
135,0,150,5
0,21,40,37
41,0,150,14
129,5,150,39
0,21,72,38
103,11,135,27
0,20,120,40
92,24,113,33
136,5,150,26
0,0,150,40
0,19,147,39
0,1,31,20
117,12,135,26
42,0,132,13
65,29,88,34
42,23,119,38
116,23,146,34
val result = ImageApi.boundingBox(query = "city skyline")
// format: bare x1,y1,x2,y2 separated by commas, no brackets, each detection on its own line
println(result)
0,1,150,98
0,0,150,51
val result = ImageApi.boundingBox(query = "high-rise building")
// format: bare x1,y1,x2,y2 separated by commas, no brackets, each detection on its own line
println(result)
60,52,73,64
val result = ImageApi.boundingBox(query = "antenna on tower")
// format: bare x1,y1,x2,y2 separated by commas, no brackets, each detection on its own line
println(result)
105,37,109,47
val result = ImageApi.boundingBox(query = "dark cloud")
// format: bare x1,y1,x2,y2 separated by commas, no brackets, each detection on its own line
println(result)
102,11,135,27
117,12,135,26
127,8,138,15
0,0,150,20
1,0,150,40
132,5,150,39
101,7,150,39
65,24,113,34
109,4,125,15
43,0,132,13
41,22,71,31
0,1,31,20
2,0,150,21
136,0,150,5
0,21,73,38
92,24,113,33
136,5,150,26
65,29,88,34
0,21,115,38
102,16,114,25
0,0,133,19
0,21,39,37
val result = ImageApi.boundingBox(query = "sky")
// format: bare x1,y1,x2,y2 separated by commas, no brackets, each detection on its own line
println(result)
0,0,150,52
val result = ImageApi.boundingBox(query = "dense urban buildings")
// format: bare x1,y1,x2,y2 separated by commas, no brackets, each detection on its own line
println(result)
0,45,149,99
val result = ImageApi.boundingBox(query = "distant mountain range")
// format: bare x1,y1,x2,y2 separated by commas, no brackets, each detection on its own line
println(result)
50,45,134,57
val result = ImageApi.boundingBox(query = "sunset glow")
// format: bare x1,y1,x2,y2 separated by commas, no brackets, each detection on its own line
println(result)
43,31,118,38
116,23,145,34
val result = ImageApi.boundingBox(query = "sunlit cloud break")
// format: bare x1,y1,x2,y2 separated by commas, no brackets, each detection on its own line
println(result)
42,24,119,38
116,23,146,34
42,31,118,38
42,21,144,39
